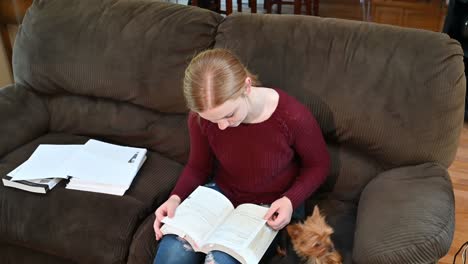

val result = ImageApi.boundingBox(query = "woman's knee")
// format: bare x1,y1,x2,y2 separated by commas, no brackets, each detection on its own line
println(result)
154,235,203,264
204,251,240,264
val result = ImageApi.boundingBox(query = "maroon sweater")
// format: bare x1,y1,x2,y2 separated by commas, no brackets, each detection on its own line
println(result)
171,88,330,209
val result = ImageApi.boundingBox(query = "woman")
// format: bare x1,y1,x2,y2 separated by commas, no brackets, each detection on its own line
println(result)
153,48,330,264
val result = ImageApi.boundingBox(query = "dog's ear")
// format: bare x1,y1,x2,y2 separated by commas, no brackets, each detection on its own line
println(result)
286,224,302,239
311,205,321,220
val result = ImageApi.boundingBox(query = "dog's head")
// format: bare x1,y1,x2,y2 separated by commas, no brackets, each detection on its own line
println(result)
286,206,336,259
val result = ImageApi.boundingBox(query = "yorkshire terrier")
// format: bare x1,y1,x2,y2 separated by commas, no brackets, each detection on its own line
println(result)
285,205,342,264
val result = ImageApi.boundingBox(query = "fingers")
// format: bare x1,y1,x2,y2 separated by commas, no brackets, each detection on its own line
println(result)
154,209,166,240
154,215,164,240
265,202,286,230
265,203,292,230
267,215,288,230
264,204,280,220
167,204,176,218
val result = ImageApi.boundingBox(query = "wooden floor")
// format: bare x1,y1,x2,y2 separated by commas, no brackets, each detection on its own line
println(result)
439,122,468,264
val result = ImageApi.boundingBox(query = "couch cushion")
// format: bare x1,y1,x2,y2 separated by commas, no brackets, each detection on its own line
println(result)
0,133,183,263
46,94,191,165
14,0,223,113
0,243,74,264
353,164,454,264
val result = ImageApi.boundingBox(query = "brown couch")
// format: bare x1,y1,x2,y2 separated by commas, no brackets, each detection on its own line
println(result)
0,0,465,263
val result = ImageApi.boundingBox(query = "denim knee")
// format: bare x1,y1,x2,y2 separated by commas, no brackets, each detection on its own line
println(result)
204,250,240,264
154,234,204,264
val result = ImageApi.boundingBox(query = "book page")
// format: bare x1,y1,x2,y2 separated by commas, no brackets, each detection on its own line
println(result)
161,186,234,250
203,203,277,262
243,222,278,262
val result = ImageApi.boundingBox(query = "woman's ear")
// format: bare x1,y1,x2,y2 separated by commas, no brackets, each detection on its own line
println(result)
244,77,252,95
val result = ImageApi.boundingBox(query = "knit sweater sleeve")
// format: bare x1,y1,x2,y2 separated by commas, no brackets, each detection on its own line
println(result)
170,111,214,200
282,105,330,209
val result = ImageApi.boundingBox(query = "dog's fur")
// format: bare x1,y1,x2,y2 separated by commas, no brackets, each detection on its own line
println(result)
286,206,342,264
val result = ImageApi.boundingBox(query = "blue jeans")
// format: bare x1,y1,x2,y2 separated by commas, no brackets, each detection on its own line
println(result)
153,183,305,264
154,234,240,264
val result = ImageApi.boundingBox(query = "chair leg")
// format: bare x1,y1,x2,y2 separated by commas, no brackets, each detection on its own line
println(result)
250,0,257,13
305,0,311,15
313,0,319,16
266,0,272,13
278,1,282,14
238,0,242,12
367,0,371,21
226,0,233,14
293,0,301,14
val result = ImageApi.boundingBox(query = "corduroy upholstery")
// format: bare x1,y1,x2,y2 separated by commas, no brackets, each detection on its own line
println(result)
0,0,465,263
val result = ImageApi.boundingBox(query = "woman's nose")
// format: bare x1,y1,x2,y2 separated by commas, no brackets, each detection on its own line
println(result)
218,120,229,130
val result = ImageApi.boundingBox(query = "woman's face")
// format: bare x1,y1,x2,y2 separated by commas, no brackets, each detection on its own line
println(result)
198,96,249,130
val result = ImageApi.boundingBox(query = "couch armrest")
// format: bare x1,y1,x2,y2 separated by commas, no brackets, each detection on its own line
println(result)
0,84,49,158
353,163,454,264
127,213,157,264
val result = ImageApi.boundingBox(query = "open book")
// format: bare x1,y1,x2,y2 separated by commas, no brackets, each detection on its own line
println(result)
161,186,278,264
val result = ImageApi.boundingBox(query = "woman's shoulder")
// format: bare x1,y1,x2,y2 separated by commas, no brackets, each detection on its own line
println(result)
272,88,313,119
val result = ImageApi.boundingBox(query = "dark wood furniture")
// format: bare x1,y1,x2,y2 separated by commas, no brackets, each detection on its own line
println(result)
191,0,240,15
191,0,316,15
265,0,320,15
370,0,447,32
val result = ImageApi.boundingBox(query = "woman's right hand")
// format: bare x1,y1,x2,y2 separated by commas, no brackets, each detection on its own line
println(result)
153,195,181,241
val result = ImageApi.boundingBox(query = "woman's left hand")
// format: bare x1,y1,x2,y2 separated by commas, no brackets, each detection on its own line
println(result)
263,196,293,230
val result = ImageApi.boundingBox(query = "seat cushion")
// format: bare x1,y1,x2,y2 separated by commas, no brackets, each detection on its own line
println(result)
0,133,183,263
0,243,74,264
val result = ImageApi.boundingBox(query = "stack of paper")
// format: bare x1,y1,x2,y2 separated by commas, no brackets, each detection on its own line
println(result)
3,139,147,196
64,139,147,195
3,145,81,193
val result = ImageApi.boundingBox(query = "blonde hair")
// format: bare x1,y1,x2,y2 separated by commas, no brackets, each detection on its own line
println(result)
183,48,260,112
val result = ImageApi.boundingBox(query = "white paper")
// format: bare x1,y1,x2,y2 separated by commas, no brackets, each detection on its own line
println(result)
61,140,147,186
9,145,81,181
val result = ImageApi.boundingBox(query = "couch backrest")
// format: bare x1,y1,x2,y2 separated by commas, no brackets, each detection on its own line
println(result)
13,0,223,163
215,14,466,170
12,1,466,201
215,14,465,201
